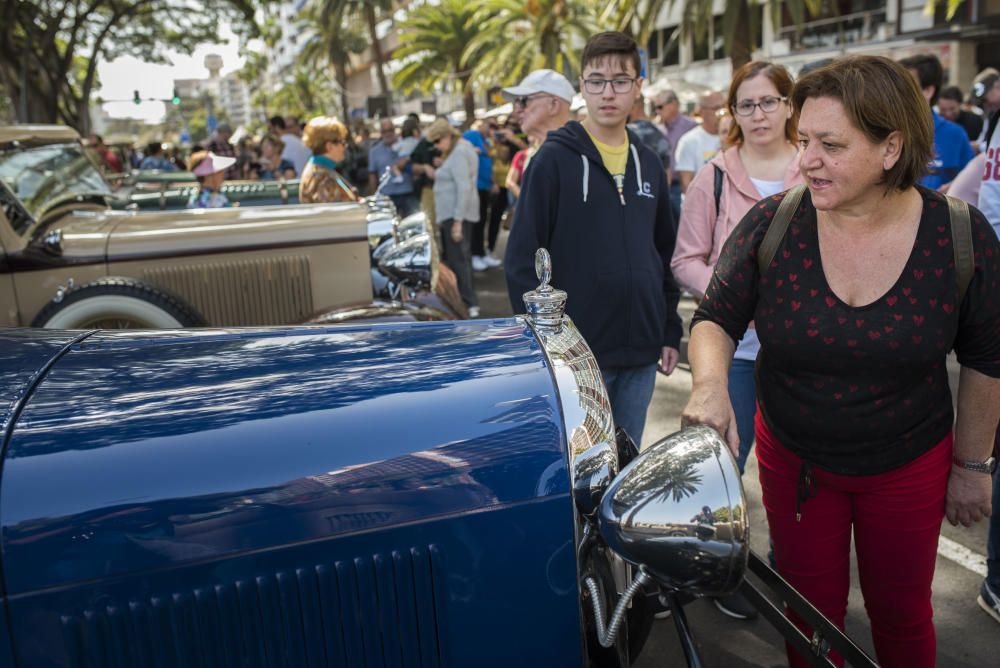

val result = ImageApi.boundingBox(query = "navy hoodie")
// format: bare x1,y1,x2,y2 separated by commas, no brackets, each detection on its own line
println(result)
505,121,683,369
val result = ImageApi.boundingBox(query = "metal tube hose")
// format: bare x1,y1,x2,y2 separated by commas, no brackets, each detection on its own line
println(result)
584,567,653,648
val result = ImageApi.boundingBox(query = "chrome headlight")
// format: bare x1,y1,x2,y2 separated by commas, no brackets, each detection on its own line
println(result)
397,211,428,241
598,425,749,596
377,232,432,286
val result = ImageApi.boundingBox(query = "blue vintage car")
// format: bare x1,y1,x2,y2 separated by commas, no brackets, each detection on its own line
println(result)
0,253,871,667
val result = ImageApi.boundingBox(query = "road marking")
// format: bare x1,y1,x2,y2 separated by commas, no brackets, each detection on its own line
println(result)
938,535,987,577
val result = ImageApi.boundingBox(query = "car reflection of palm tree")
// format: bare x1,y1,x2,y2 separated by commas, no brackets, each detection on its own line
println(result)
617,447,712,528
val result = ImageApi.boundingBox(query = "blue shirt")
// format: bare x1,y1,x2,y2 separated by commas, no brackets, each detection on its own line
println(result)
138,156,177,172
462,130,494,190
920,110,974,190
368,141,413,196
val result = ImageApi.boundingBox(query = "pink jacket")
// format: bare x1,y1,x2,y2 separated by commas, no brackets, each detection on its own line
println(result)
671,146,803,298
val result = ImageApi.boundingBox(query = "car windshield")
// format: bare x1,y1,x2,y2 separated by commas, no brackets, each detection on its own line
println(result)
0,143,111,228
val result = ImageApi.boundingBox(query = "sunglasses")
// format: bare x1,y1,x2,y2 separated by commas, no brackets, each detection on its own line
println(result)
513,94,550,109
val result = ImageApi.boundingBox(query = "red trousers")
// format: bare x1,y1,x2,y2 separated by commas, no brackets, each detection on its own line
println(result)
755,411,951,668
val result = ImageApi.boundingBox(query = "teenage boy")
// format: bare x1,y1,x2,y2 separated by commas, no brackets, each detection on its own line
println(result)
505,31,682,447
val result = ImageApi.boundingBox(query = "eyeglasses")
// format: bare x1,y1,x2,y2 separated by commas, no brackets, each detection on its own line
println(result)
733,96,787,116
513,94,550,109
582,78,637,95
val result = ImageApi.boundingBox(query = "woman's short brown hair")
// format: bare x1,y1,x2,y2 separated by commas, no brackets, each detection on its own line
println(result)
791,56,933,192
261,133,285,153
726,61,797,147
302,116,347,155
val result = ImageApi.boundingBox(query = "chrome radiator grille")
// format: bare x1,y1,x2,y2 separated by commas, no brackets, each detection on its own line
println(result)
143,256,314,326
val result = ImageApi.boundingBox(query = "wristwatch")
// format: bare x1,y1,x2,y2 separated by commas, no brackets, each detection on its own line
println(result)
953,455,998,474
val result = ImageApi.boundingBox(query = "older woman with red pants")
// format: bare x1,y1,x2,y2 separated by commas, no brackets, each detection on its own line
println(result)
682,56,1000,667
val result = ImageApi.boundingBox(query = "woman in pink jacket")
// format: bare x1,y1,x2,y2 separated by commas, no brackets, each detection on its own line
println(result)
672,60,803,475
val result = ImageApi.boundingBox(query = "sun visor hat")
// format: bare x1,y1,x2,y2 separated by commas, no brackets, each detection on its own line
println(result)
192,152,237,177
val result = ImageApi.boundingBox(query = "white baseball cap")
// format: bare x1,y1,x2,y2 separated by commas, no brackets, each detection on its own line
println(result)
501,69,576,103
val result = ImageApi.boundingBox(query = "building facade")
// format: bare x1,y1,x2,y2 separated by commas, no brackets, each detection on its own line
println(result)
646,0,1000,106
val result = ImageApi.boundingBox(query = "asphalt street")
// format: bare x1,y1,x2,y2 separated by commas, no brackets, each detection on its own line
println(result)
476,228,997,667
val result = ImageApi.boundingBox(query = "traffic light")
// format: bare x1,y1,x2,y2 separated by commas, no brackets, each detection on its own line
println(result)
133,90,141,105
171,88,181,106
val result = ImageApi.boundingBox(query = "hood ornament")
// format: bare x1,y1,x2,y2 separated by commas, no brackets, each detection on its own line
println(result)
523,248,567,331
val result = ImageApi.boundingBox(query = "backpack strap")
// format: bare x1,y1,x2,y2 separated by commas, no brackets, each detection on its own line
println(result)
713,164,723,216
946,194,974,303
757,184,807,276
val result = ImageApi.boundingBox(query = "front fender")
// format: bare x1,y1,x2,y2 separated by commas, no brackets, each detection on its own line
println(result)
0,321,583,667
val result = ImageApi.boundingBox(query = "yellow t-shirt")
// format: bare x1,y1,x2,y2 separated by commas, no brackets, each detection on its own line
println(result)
586,130,629,202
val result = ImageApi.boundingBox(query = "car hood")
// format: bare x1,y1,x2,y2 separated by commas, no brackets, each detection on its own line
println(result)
105,202,367,260
43,202,368,262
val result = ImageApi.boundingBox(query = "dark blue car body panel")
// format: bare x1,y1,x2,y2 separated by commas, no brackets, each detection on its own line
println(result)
0,322,583,667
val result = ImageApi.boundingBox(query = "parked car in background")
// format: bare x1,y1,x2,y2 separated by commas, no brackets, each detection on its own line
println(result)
0,125,463,328
121,171,302,210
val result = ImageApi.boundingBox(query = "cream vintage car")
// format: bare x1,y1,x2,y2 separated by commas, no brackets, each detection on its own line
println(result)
0,125,462,328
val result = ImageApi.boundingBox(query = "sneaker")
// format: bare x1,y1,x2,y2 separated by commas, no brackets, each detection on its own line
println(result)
978,581,1000,625
483,254,502,268
713,591,758,620
471,256,488,272
653,609,673,620
467,306,481,318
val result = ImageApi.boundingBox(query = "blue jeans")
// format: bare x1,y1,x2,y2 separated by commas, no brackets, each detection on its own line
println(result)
602,363,658,447
728,358,757,474
669,181,682,234
988,467,1000,590
389,193,419,217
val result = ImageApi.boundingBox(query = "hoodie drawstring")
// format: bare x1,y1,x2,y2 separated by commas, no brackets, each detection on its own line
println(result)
580,144,644,205
629,144,644,201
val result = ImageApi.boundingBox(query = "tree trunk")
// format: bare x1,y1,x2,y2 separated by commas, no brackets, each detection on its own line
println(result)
334,59,351,120
461,73,474,129
729,1,753,71
364,3,389,98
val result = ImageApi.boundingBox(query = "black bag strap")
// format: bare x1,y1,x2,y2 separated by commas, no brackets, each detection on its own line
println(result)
713,164,723,216
755,186,974,302
757,184,807,275
946,194,974,303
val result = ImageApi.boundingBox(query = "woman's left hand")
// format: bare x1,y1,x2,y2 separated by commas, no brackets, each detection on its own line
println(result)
945,467,993,527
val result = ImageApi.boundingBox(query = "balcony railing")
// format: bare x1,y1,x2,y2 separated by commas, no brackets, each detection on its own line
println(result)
777,9,888,52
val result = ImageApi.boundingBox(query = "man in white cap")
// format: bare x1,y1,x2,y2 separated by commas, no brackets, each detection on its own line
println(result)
501,69,574,143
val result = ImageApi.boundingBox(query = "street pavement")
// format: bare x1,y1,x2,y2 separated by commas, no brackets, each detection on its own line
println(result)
477,229,997,667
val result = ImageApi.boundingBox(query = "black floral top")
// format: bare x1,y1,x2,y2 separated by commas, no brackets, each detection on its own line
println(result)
693,186,1000,475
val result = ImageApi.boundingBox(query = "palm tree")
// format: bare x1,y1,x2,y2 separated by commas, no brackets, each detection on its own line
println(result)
299,1,368,119
315,0,394,97
469,0,600,85
392,0,489,124
605,0,821,71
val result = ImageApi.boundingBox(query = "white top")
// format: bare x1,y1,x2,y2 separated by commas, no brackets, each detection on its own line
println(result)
749,177,786,198
280,133,311,177
979,116,999,239
674,126,721,174
733,177,785,361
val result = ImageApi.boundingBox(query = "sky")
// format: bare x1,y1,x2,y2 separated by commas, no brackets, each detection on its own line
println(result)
96,24,245,124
